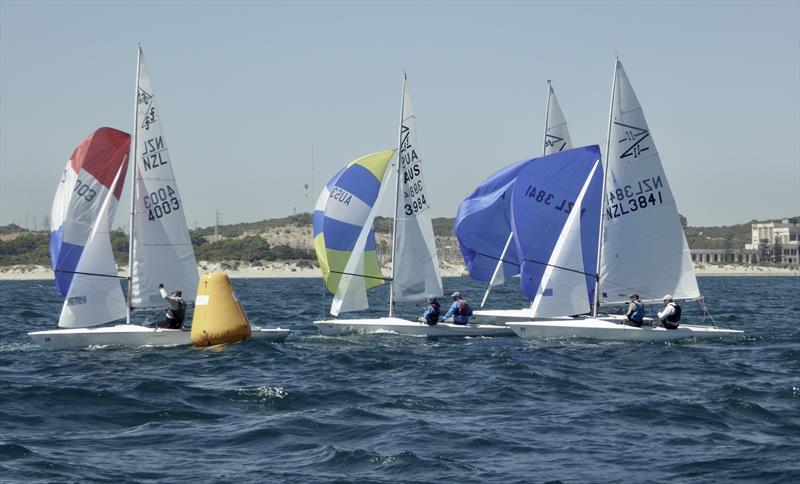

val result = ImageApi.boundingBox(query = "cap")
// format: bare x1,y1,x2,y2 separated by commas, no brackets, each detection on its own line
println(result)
427,295,437,302
663,294,673,301
451,291,461,298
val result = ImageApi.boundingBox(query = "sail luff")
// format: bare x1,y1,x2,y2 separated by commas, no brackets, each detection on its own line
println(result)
543,82,552,156
126,46,142,324
593,59,619,317
388,74,406,317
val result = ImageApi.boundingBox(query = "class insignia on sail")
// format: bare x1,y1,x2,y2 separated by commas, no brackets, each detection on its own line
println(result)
191,272,252,346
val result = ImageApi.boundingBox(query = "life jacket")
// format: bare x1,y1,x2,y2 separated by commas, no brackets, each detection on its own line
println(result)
666,302,681,323
428,302,441,320
168,299,187,322
456,299,473,317
628,301,645,321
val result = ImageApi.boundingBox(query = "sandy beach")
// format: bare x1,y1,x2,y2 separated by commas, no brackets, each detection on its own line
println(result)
1,262,797,281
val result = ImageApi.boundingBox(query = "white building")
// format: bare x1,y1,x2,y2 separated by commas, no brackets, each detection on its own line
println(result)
744,218,800,265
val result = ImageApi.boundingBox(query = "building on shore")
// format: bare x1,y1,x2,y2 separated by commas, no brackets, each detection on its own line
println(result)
691,218,799,266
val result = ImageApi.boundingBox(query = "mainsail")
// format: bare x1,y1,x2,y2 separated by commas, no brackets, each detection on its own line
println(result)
58,166,128,328
50,128,130,296
511,146,603,315
313,151,394,316
544,84,573,155
391,79,443,303
130,48,199,308
598,61,700,304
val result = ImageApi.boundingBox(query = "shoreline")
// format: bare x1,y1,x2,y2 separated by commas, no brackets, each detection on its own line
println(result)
1,262,798,281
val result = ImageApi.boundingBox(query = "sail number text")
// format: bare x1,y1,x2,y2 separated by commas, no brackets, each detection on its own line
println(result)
521,185,586,217
73,179,98,202
141,136,169,171
143,185,180,221
605,175,664,220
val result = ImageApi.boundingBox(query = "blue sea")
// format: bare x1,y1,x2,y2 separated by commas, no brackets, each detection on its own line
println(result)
1,276,798,482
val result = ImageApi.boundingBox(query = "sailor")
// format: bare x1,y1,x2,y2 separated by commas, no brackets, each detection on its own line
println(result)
155,283,187,329
442,292,473,325
623,293,645,327
420,295,441,325
653,295,681,329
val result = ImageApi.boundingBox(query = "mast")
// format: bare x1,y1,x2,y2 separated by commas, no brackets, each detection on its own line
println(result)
126,46,142,324
480,81,553,308
388,73,407,317
543,80,552,156
592,58,618,318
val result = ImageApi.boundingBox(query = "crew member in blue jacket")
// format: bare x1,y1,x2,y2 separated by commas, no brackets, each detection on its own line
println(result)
421,296,441,325
442,292,472,325
623,293,645,327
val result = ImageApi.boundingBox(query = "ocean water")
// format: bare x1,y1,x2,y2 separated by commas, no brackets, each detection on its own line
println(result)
1,276,798,482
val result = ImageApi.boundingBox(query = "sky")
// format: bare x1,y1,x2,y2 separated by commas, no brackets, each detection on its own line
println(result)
1,0,798,230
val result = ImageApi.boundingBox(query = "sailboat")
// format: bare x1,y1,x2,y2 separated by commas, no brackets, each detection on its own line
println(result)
29,48,288,348
312,76,513,337
455,82,575,323
506,60,742,341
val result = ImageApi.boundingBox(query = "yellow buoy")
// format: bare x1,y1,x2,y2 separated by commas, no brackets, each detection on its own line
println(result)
191,272,252,346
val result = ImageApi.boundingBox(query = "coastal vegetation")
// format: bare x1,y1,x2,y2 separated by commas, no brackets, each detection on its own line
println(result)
1,215,795,267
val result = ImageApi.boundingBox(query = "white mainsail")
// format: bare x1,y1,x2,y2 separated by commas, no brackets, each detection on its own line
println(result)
530,160,600,317
598,61,700,304
58,167,127,328
391,78,443,303
130,49,199,308
543,83,573,155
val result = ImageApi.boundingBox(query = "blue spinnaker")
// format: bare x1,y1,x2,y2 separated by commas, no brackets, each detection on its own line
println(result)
454,158,532,282
510,145,603,305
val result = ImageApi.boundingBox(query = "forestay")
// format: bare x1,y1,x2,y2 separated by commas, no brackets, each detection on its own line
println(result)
511,145,603,316
58,166,127,328
313,151,395,316
392,81,442,302
50,128,130,296
130,49,199,308
599,61,699,304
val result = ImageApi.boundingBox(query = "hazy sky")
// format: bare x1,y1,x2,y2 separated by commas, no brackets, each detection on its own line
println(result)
1,0,798,230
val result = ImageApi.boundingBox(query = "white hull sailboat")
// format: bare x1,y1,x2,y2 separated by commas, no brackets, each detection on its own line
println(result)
312,76,513,338
506,60,741,342
315,318,513,338
30,48,290,349
28,325,290,350
508,318,742,342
